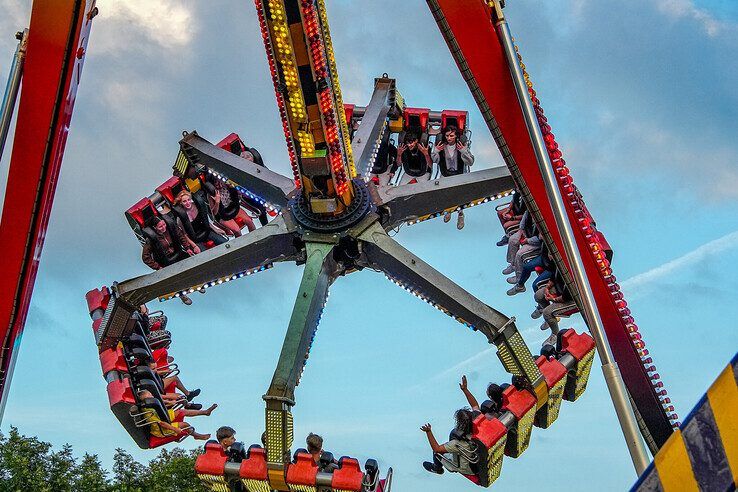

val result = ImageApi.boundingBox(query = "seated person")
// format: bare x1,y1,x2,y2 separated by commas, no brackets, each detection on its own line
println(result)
396,132,432,185
137,389,216,441
208,177,255,236
431,125,474,229
239,147,269,227
497,192,525,246
146,358,201,402
421,409,476,475
370,139,398,186
141,217,198,270
506,231,543,296
173,190,227,250
306,433,339,472
503,210,532,276
534,270,576,346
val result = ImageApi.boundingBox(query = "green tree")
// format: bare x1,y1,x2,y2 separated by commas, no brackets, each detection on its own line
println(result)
110,448,147,492
73,453,108,492
143,448,206,492
0,427,53,491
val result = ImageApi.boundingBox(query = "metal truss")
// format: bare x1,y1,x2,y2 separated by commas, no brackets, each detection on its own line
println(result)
99,77,544,470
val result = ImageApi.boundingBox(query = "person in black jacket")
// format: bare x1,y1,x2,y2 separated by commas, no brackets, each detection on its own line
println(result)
397,132,432,185
534,269,577,346
174,190,227,250
141,217,197,270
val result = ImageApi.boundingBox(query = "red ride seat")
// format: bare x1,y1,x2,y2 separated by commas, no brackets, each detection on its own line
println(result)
466,413,507,487
286,452,319,486
194,441,227,476
331,457,363,491
534,356,568,428
99,346,127,377
240,446,268,481
559,330,596,402
501,386,537,458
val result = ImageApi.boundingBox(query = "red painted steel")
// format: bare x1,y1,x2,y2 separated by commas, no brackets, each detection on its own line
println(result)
0,0,96,412
432,0,673,448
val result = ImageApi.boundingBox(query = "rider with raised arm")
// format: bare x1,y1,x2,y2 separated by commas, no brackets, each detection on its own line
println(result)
421,408,476,475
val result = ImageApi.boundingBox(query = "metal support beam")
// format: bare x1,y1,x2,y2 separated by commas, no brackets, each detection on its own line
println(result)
179,132,296,208
0,30,27,162
359,222,542,384
116,217,298,306
263,241,337,467
350,77,394,178
375,166,514,229
494,6,650,473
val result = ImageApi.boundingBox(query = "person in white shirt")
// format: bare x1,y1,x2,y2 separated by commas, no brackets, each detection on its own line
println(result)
431,125,475,229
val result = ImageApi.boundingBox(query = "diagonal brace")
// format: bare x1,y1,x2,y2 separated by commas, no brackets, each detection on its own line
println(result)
115,217,299,306
351,77,394,178
179,132,296,208
376,166,514,229
263,241,337,465
359,222,542,384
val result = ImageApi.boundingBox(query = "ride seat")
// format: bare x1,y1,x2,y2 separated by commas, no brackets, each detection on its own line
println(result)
331,457,364,491
106,378,150,449
239,445,268,480
469,413,507,487
286,451,319,487
99,346,127,379
156,176,186,206
534,355,568,429
501,386,537,458
195,441,229,490
558,329,596,402
441,109,468,132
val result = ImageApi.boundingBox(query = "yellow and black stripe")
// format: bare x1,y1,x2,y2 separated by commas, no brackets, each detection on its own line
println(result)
632,352,737,491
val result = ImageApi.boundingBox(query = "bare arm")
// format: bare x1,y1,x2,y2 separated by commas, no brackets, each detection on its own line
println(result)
421,424,447,454
459,375,480,411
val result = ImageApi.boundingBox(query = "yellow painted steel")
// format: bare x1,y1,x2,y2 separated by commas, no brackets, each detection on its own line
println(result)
654,429,699,492
707,365,738,482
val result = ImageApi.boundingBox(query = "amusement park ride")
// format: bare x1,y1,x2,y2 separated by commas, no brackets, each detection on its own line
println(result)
4,0,736,491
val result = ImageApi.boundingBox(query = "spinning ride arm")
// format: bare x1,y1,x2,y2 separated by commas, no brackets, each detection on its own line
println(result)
350,76,395,180
359,222,544,388
376,167,515,229
256,0,355,212
263,242,337,475
115,217,299,306
179,132,297,209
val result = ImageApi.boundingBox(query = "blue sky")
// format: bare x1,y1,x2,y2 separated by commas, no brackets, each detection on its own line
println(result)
0,0,736,490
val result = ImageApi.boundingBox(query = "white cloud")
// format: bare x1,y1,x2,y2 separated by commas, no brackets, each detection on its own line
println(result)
621,230,738,295
654,0,727,36
95,0,195,52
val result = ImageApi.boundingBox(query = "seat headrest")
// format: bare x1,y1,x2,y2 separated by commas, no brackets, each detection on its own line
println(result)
293,448,309,463
480,399,498,415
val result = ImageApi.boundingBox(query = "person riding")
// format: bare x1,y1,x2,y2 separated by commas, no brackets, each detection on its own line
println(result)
141,217,197,271
208,177,255,236
432,125,475,229
396,131,432,185
497,191,525,246
535,268,576,346
136,389,215,441
173,190,227,250
238,144,270,227
421,408,477,475
306,433,339,472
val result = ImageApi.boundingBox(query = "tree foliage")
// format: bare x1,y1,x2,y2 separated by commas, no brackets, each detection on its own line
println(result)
0,428,206,492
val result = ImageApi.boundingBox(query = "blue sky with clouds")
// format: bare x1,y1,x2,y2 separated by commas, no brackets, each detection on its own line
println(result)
0,0,736,490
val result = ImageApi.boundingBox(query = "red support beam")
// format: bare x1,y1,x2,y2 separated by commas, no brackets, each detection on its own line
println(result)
0,0,96,417
429,0,674,449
